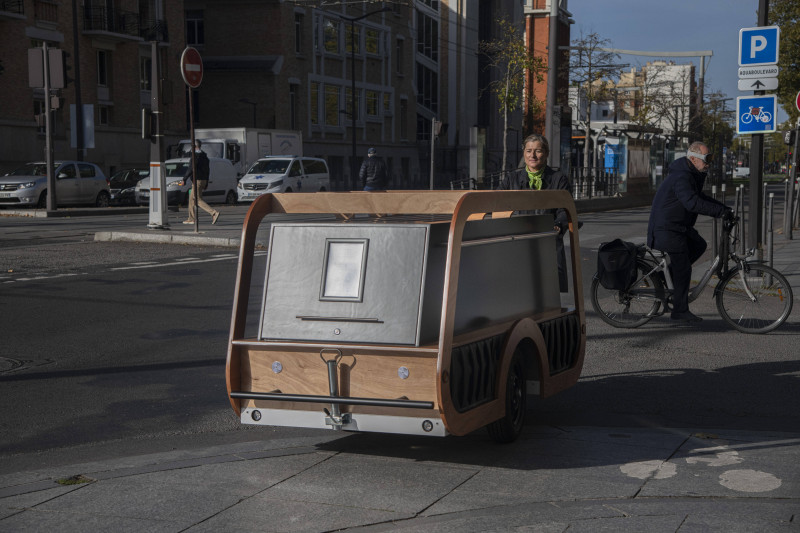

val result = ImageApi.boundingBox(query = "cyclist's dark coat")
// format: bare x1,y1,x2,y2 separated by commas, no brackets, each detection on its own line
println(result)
647,156,726,247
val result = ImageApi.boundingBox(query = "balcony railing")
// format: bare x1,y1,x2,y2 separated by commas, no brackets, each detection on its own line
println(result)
0,0,24,16
83,5,140,39
34,0,57,22
139,18,168,42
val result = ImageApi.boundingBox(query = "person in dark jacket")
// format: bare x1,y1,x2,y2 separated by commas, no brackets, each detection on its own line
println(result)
498,133,571,292
359,147,388,191
183,140,219,225
647,141,731,324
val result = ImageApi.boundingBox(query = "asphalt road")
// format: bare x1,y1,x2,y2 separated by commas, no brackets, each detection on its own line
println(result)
1,206,798,476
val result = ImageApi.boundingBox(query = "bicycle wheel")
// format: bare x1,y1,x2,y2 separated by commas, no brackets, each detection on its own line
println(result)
716,264,794,334
591,261,665,328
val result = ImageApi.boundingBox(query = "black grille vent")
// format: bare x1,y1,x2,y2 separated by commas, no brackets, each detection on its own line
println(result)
449,334,503,413
540,314,581,375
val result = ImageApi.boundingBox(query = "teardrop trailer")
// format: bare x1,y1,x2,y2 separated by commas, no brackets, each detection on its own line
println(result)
225,190,585,442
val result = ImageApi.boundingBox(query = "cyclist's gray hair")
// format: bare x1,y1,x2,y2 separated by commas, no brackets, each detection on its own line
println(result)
688,141,707,153
522,133,549,156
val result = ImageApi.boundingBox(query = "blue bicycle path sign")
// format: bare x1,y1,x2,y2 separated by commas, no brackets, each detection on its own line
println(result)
736,95,777,134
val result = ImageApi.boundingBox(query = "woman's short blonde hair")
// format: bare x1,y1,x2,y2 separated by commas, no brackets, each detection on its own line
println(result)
522,133,549,156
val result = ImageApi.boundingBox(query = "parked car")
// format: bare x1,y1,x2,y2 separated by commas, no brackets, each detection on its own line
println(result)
135,157,238,206
237,156,330,202
0,161,110,208
109,168,149,206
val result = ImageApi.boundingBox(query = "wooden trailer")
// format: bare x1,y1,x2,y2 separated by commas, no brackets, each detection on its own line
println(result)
225,190,585,442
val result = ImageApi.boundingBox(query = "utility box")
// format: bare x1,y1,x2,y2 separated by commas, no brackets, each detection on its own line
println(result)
260,215,560,346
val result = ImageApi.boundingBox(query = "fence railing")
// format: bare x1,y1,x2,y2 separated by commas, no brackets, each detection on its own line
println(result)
448,167,621,200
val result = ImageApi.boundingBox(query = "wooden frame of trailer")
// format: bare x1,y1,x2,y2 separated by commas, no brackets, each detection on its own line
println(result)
225,190,585,439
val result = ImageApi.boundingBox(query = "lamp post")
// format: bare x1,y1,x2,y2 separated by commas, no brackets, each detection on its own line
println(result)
340,7,391,190
239,98,257,128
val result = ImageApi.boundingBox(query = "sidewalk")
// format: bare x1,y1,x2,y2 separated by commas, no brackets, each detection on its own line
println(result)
1,426,798,531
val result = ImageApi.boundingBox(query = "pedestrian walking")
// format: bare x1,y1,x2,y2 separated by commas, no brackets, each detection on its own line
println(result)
360,147,388,191
183,140,220,225
498,133,571,292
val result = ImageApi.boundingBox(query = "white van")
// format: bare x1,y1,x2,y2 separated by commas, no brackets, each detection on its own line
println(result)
237,156,330,202
136,157,239,206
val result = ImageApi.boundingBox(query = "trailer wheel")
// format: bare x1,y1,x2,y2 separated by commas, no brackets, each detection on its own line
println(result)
487,347,526,443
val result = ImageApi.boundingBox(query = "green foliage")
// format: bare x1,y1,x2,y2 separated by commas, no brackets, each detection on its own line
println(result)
770,0,800,122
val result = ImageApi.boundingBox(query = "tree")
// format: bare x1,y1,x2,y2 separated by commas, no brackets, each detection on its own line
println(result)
568,31,620,173
478,18,546,172
770,0,799,123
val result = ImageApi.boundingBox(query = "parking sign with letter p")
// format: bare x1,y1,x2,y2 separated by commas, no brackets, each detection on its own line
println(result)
739,26,780,66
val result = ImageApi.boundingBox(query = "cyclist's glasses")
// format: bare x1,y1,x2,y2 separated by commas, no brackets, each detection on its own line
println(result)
688,151,713,163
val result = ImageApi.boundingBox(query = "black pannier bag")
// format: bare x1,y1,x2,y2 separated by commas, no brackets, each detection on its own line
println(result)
597,239,639,290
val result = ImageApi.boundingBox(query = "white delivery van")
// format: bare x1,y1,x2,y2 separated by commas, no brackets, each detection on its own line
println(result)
237,156,330,202
136,157,239,206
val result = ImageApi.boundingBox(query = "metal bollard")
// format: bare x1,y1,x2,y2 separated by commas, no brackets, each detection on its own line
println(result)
767,193,774,285
711,185,718,255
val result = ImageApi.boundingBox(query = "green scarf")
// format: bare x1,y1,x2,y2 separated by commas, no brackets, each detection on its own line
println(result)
526,167,544,190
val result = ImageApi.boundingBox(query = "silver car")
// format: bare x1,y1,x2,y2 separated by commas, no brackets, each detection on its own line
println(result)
0,161,110,208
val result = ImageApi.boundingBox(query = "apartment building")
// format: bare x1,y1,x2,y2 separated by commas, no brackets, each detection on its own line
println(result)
0,0,186,175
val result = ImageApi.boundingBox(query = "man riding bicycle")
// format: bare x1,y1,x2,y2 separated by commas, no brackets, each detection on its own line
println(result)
647,141,733,325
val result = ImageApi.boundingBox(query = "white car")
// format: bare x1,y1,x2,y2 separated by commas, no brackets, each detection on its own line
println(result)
135,157,239,206
0,161,110,208
237,156,330,202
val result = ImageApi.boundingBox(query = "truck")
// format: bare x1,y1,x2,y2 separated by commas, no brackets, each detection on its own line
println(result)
169,128,303,177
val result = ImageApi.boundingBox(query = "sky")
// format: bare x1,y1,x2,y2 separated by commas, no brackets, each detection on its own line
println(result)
566,0,790,125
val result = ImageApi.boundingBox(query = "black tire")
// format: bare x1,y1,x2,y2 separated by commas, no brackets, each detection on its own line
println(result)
487,348,526,443
716,264,793,334
225,190,237,205
95,191,110,208
37,191,47,209
591,261,664,328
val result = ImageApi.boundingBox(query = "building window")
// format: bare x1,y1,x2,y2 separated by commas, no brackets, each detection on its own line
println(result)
416,63,438,113
420,0,438,10
416,11,438,62
399,98,408,140
140,57,152,91
290,84,299,130
365,28,379,55
34,99,46,133
186,10,205,46
295,13,304,54
366,90,378,116
97,50,109,87
323,19,339,53
98,105,110,125
310,82,320,125
395,37,404,74
345,25,360,55
324,85,339,126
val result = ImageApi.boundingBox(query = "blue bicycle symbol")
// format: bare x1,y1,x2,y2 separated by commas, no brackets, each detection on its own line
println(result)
741,106,772,124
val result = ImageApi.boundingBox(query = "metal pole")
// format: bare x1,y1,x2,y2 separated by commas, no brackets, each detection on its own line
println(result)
351,21,356,191
189,90,198,233
43,42,56,212
544,0,558,167
71,0,84,161
748,0,769,260
762,181,768,245
767,192,774,285
739,185,746,255
712,185,718,255
430,118,435,190
147,41,168,229
787,119,800,238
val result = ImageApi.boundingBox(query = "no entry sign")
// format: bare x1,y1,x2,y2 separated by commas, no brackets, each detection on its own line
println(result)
180,47,203,88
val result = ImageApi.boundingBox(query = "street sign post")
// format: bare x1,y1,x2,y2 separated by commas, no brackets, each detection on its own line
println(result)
736,95,777,134
738,26,780,66
180,47,203,231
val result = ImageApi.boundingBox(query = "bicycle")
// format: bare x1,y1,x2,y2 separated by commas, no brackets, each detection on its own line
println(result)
741,106,772,124
591,215,793,334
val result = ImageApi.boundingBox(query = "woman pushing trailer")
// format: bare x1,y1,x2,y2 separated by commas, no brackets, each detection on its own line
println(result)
225,190,585,443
